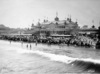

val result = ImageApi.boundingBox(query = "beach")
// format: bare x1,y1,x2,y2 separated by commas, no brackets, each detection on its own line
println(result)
0,40,100,74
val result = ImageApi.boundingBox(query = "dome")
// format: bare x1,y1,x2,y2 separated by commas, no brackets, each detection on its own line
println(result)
54,16,59,21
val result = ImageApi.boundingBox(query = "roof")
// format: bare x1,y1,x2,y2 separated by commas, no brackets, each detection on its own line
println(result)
78,28,98,31
8,34,32,36
40,20,78,27
51,34,71,37
24,28,40,34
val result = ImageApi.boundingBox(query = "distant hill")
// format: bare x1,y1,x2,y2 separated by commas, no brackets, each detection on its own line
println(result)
0,24,10,34
0,24,10,30
0,24,26,35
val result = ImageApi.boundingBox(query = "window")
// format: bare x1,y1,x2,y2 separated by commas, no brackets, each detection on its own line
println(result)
59,26,65,28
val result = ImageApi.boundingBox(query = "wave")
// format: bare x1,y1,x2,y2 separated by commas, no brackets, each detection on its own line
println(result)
14,47,100,73
29,50,100,73
71,59,100,73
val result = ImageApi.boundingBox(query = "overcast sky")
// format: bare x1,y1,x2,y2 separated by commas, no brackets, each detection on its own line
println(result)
0,0,100,28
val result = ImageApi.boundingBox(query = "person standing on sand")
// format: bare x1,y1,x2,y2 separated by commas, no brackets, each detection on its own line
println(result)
10,40,11,44
26,44,28,48
21,41,23,47
30,44,32,49
35,40,37,46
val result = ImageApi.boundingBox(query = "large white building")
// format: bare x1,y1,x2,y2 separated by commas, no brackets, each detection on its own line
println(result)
27,15,98,37
30,15,79,36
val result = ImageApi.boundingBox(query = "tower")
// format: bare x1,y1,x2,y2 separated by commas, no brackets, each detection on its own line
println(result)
76,19,78,24
92,20,95,28
38,19,41,27
31,19,34,29
69,15,72,22
54,12,59,21
31,23,34,28
92,20,94,25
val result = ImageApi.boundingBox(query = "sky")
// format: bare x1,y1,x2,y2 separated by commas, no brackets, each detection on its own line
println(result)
0,0,100,28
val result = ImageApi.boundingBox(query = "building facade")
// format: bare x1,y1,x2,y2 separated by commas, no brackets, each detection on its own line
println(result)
31,16,79,36
29,15,98,37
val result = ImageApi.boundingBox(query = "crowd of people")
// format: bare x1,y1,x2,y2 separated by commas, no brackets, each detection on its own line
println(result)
0,34,98,49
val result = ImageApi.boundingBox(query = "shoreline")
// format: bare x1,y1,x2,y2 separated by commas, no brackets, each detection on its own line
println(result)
1,40,100,73
0,39,100,61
